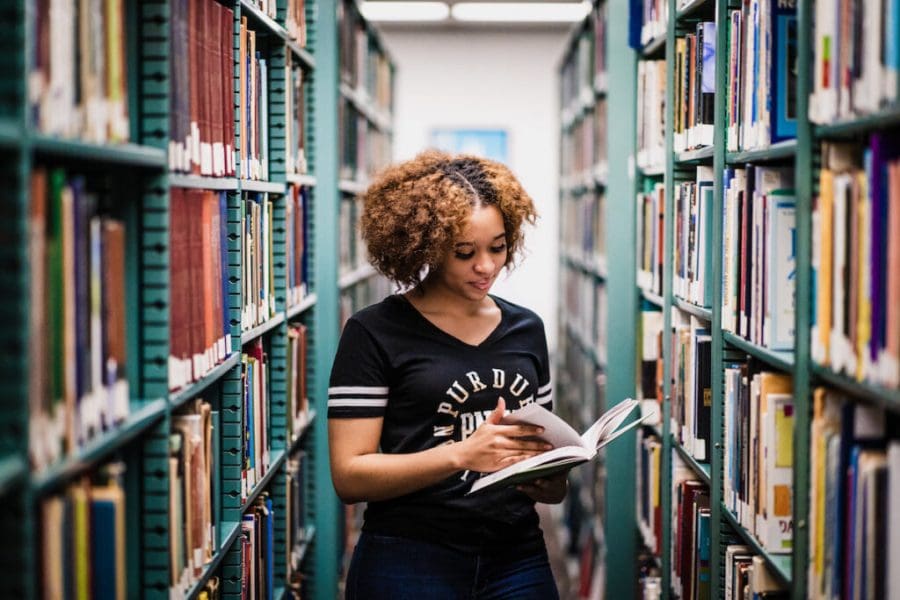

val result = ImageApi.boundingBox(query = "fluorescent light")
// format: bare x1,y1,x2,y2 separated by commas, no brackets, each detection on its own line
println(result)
360,1,450,21
451,1,591,22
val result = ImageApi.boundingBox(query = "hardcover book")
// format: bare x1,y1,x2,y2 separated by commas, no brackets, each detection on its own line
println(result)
467,399,646,494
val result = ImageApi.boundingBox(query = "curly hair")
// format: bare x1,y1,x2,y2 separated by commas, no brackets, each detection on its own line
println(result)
360,149,538,288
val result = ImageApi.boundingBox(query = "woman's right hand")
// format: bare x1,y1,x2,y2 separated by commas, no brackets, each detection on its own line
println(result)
453,398,553,473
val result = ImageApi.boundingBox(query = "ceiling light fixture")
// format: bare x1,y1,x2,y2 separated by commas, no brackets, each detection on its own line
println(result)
360,1,451,21
451,1,591,22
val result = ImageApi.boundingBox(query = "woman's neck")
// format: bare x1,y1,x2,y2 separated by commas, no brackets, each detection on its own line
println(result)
406,281,492,317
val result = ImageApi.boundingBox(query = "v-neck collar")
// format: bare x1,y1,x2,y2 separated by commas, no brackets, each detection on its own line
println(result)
395,294,506,349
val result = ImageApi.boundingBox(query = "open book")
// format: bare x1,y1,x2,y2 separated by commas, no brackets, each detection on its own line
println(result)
467,398,647,495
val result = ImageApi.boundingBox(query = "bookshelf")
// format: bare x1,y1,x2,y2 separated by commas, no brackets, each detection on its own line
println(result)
331,0,394,591
2,0,351,598
562,0,900,598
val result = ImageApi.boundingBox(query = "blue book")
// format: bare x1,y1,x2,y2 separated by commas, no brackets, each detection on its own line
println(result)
219,191,231,352
771,0,798,142
265,496,275,600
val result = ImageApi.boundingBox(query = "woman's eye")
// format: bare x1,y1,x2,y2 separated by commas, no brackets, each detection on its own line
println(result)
490,245,507,254
454,251,475,260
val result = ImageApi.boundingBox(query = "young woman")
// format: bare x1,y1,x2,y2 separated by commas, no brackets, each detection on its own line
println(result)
328,150,567,599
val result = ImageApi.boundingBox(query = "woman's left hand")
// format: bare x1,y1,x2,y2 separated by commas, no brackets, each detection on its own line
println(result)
516,472,569,504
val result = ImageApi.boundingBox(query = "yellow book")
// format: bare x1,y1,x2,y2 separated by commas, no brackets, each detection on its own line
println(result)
855,170,871,381
818,168,834,364
757,372,792,533
71,480,91,600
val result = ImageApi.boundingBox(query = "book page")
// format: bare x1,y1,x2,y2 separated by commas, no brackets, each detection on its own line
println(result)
581,398,641,449
467,445,593,494
500,403,586,449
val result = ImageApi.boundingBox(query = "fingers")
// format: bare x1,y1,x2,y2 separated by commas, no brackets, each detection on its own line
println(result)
493,424,546,439
491,436,552,452
487,397,506,424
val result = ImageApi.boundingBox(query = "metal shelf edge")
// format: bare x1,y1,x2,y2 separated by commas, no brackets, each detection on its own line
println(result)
720,502,793,587
809,363,900,410
31,135,167,168
169,174,239,190
722,332,794,373
170,352,242,408
183,520,243,600
725,139,798,165
0,455,28,497
31,398,168,494
241,313,286,345
240,179,286,194
286,293,317,320
672,296,713,321
242,448,287,512
338,265,377,289
671,436,711,485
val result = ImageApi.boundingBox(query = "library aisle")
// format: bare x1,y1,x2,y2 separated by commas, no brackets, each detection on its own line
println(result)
4,0,900,599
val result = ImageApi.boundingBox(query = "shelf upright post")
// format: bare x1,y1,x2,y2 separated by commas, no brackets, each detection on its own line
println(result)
312,0,342,597
660,0,677,596
1,1,30,596
793,0,813,596
605,0,638,596
709,0,729,595
137,0,174,595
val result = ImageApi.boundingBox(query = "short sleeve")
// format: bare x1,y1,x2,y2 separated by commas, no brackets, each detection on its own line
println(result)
534,319,553,411
328,317,390,418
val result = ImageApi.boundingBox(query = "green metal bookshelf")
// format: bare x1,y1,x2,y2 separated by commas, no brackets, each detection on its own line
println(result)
561,0,900,598
1,0,349,597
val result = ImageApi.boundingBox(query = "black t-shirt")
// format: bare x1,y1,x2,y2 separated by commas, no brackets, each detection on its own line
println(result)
328,294,553,555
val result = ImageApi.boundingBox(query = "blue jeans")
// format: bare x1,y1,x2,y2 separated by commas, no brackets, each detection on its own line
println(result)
345,532,560,600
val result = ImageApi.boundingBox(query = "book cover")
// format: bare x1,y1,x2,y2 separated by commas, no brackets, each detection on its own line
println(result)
467,399,644,494
771,0,798,143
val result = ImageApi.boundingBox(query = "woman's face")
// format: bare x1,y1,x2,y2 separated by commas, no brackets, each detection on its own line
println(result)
432,204,508,302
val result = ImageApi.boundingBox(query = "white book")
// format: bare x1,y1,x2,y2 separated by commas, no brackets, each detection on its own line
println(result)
467,400,646,495
760,392,793,553
888,443,900,600
766,195,796,351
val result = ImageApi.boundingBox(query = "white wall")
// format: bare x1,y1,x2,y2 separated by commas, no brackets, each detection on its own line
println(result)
380,26,570,350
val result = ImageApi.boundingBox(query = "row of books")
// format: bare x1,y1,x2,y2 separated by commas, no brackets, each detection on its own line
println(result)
338,276,392,329
169,188,232,392
673,166,714,308
671,470,710,600
39,463,127,599
810,0,900,125
28,168,129,472
241,495,276,599
721,166,796,350
339,100,392,184
638,0,667,47
723,366,794,553
286,452,310,590
286,185,311,310
170,399,218,595
673,23,716,152
560,29,593,115
239,18,271,182
811,138,900,388
338,197,366,277
286,56,309,177
337,0,393,113
636,429,662,557
670,310,712,463
285,0,308,46
560,191,605,266
28,0,129,143
636,179,665,297
561,101,605,184
637,306,663,407
242,193,277,333
807,389,900,600
562,268,606,361
286,324,310,443
242,339,270,502
169,0,236,177
725,1,798,152
724,546,788,599
635,59,665,171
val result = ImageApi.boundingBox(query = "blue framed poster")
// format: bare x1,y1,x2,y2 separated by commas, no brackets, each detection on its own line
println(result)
429,129,508,163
